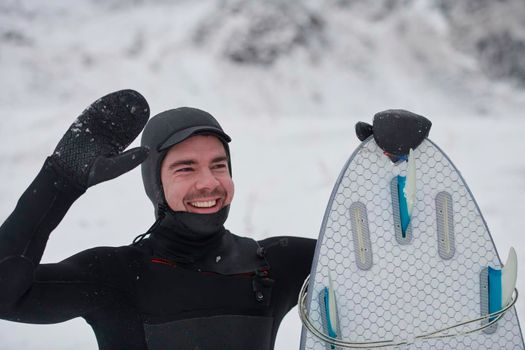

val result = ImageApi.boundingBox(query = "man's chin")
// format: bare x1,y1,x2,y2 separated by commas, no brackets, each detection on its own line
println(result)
186,207,222,215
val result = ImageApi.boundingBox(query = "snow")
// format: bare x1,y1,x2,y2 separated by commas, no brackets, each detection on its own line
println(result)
1,1,525,349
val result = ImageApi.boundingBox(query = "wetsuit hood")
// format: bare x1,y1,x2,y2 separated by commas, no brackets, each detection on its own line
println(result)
140,107,232,219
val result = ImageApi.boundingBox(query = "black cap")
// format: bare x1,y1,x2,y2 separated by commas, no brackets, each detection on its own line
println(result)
141,107,232,218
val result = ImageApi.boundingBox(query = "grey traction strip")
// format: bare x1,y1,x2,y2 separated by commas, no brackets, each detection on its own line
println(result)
436,191,455,260
349,202,373,270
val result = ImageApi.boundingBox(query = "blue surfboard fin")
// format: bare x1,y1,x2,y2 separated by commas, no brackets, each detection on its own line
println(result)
320,273,339,349
487,248,518,322
397,176,410,237
396,149,416,238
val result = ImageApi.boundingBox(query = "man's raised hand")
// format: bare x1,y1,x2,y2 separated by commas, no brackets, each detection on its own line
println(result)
51,89,150,189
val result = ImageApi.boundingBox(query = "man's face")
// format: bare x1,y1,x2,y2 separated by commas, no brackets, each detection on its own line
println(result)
160,135,234,214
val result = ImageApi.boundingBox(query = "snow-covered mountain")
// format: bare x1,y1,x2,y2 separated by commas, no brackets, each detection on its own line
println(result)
1,1,525,349
2,0,525,117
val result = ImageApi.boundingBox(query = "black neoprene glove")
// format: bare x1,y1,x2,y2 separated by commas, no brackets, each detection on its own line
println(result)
50,89,150,189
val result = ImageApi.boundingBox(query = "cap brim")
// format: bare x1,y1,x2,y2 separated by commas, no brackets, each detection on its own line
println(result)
158,126,231,151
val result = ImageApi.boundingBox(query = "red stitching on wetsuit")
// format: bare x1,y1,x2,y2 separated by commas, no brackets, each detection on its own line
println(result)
150,257,177,267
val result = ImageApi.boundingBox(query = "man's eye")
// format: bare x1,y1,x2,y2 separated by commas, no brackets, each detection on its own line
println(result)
213,164,227,169
176,167,193,173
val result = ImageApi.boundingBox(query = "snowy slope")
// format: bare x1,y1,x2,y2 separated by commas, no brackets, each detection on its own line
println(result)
1,1,525,349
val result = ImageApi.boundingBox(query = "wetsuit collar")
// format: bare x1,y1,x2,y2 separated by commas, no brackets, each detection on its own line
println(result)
149,206,229,264
160,206,230,237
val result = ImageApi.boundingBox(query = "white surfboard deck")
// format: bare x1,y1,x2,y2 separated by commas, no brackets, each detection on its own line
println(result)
300,136,524,349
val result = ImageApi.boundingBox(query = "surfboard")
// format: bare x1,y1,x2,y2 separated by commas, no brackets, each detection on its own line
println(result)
299,111,524,349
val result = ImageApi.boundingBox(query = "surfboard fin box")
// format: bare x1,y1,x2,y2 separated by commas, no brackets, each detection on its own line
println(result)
355,109,431,162
480,247,518,332
391,176,414,244
319,273,341,349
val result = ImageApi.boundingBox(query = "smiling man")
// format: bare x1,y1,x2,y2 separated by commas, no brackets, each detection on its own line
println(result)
161,135,233,213
0,91,316,350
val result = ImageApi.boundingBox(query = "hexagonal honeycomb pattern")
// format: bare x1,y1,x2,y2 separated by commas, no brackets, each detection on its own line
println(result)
300,138,524,349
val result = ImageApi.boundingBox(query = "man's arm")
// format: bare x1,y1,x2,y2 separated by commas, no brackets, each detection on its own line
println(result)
0,90,149,320
0,246,130,324
259,236,317,312
0,159,85,307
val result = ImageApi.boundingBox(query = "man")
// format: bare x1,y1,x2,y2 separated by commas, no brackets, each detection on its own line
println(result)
0,90,316,349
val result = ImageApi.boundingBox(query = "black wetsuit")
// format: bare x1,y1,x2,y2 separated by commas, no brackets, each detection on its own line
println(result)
0,160,316,350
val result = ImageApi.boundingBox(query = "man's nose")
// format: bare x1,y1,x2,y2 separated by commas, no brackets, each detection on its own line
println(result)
195,169,220,190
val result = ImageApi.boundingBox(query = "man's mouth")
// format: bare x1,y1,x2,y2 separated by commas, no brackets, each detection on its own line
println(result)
185,197,225,213
184,188,227,213
189,200,217,208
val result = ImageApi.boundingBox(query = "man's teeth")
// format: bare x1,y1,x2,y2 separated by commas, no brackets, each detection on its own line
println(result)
190,200,217,208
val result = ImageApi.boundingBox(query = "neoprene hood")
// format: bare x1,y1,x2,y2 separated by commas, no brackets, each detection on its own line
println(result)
140,107,232,218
